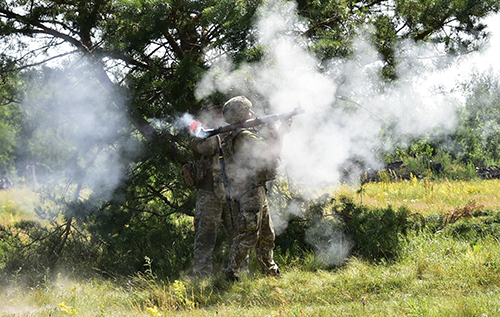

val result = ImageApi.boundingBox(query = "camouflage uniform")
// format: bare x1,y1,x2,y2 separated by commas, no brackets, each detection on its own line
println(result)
222,96,282,280
192,119,238,276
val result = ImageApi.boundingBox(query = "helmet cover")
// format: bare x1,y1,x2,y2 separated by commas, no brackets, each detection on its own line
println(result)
223,96,252,124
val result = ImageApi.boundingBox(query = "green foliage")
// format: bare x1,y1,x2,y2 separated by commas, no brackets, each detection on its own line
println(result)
85,210,195,279
393,0,498,52
0,210,195,285
386,137,480,181
0,70,20,173
0,219,100,286
372,15,398,80
443,212,500,238
334,196,411,261
453,73,500,166
382,73,500,179
0,105,15,171
297,0,361,60
273,188,412,266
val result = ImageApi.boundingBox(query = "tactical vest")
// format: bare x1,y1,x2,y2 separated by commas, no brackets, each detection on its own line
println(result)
220,128,242,164
221,128,277,197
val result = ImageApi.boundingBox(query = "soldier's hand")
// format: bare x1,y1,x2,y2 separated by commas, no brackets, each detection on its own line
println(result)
279,118,292,135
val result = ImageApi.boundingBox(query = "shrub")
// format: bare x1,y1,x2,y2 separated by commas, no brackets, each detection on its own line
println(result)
274,194,413,266
333,196,411,261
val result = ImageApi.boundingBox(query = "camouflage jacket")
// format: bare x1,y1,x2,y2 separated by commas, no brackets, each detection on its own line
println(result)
222,128,278,198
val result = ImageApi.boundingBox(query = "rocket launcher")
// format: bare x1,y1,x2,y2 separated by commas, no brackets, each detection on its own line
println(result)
197,106,305,139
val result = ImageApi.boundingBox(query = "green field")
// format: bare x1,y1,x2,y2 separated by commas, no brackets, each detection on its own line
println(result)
1,179,500,316
340,177,500,215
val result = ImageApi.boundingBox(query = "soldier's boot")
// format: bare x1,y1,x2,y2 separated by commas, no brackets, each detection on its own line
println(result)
223,267,240,282
263,265,281,278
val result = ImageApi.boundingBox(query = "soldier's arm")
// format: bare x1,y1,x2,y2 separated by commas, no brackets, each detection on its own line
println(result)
191,136,217,156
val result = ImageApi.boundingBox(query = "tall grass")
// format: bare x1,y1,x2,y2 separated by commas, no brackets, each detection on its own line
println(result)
337,177,500,216
2,231,499,316
1,179,500,316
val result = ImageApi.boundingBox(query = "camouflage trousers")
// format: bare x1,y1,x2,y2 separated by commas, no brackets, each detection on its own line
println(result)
225,185,279,278
193,189,236,276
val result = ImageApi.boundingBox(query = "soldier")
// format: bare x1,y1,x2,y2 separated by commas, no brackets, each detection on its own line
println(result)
191,103,238,277
221,96,291,281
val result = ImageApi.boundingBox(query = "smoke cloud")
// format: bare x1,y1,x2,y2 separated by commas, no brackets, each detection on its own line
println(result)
305,218,354,266
195,0,460,190
195,0,500,264
21,58,137,206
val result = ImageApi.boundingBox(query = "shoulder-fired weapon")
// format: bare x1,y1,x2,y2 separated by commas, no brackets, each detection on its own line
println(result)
198,107,305,139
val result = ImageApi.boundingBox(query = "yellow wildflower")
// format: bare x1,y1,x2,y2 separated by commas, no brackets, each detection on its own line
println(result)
58,302,78,315
146,305,162,317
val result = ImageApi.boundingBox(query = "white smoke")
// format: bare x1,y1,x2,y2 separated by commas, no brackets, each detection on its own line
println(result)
195,0,500,264
196,1,500,190
195,0,460,191
22,57,137,206
305,218,354,266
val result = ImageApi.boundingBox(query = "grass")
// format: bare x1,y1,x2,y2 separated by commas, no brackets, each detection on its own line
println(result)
337,177,500,216
1,179,500,316
2,232,500,316
0,186,39,225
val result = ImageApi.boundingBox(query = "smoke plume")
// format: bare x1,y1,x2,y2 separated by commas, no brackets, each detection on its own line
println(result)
195,0,500,265
195,0,460,190
21,58,137,206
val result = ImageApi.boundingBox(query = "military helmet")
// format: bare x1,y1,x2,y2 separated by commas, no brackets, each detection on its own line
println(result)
206,103,222,110
223,96,252,124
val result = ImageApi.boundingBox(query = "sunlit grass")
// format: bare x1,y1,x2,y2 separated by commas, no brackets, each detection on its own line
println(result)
0,186,39,225
2,232,499,316
2,180,500,316
4,178,500,225
336,177,500,215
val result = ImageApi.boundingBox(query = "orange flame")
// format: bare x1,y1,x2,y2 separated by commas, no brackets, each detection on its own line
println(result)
189,120,202,132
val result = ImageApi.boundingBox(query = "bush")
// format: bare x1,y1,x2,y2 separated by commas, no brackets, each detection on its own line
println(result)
0,200,196,286
274,194,413,266
333,196,411,261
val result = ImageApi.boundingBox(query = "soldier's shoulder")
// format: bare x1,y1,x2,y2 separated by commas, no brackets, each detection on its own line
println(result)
236,129,259,139
233,130,266,151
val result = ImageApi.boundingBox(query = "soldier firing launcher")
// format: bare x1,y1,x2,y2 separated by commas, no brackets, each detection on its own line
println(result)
198,106,306,139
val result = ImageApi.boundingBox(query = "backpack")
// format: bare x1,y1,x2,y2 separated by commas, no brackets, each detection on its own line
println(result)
181,157,211,188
